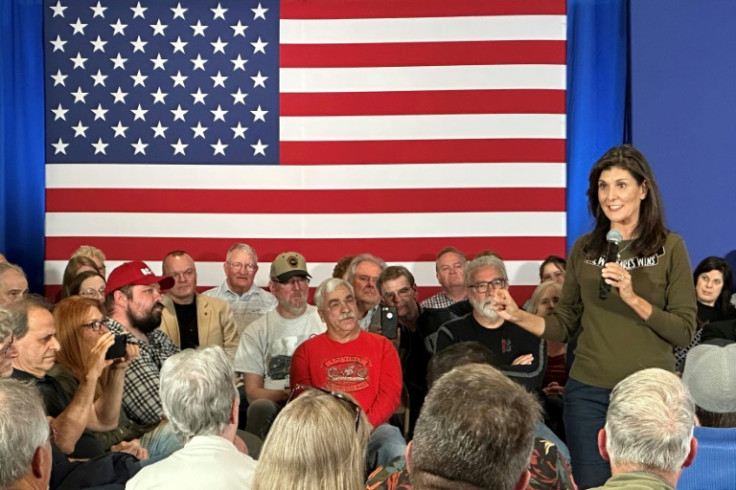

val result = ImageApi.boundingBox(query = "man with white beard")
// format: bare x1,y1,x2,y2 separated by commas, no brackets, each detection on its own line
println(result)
435,255,546,392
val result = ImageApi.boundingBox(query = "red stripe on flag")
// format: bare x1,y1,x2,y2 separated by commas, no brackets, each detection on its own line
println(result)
280,41,566,68
279,139,566,165
281,90,565,116
281,0,566,18
45,237,567,262
46,188,565,213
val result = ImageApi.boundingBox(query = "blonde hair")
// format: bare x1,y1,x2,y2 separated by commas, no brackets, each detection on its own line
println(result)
253,389,371,490
527,281,563,316
71,245,106,264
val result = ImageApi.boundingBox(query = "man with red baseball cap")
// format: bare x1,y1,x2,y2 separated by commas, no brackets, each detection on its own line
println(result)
104,261,180,426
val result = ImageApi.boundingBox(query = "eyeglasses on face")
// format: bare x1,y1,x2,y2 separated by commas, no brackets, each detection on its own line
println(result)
80,319,107,332
287,384,362,431
381,286,414,302
276,276,309,287
80,287,106,298
469,278,507,294
227,262,257,271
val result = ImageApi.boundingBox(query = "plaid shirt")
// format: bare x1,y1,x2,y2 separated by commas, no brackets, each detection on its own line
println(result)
106,318,180,426
419,291,464,309
202,282,277,334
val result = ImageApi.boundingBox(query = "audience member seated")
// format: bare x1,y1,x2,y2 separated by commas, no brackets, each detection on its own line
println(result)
66,270,107,306
160,250,238,360
253,387,370,490
540,255,567,285
0,378,53,490
376,265,436,438
71,244,107,278
291,277,405,470
679,343,736,490
0,261,29,307
347,254,387,330
0,306,19,377
675,256,736,370
591,368,697,490
420,247,468,309
403,363,540,489
436,255,546,392
10,295,117,457
233,251,324,439
367,341,576,490
104,261,179,426
203,243,277,335
529,280,567,442
127,346,257,489
52,296,180,460
60,255,100,299
333,254,355,279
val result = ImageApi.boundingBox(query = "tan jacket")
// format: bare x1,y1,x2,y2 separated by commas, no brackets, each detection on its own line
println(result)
160,294,239,360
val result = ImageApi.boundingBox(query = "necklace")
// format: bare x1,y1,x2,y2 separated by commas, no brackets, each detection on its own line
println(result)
617,241,633,261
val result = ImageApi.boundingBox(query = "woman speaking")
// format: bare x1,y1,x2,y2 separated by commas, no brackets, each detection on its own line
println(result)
493,144,696,488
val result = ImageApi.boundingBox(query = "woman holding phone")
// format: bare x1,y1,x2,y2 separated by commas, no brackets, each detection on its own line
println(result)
493,145,696,488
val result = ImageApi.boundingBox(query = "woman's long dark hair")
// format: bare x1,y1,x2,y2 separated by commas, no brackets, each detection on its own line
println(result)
583,144,668,258
693,256,736,315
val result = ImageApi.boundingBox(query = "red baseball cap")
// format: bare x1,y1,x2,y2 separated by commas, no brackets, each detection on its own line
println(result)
105,260,175,294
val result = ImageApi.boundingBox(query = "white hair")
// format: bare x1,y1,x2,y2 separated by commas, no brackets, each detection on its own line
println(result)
0,307,13,342
345,254,386,282
159,346,238,442
313,278,354,311
464,255,508,286
605,368,695,473
0,378,49,488
226,243,258,263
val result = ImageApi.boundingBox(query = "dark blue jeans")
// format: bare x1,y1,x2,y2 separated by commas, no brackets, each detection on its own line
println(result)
564,378,612,489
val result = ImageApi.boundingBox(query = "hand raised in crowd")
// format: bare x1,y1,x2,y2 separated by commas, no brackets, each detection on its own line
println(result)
84,332,115,380
109,343,140,371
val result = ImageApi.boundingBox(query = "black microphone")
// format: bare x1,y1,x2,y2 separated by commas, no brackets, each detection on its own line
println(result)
599,230,623,300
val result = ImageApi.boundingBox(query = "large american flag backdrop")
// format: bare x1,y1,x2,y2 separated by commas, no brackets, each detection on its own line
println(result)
43,0,567,301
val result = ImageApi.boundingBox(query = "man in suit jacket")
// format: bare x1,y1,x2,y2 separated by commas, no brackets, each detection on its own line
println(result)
160,251,238,360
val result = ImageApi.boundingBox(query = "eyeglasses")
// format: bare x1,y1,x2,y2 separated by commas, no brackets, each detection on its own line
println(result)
381,286,414,302
0,335,15,357
288,384,362,431
81,319,107,332
80,287,106,298
227,262,257,271
276,276,309,287
469,279,507,294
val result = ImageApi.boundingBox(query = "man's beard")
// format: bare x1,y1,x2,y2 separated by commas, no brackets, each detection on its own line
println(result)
127,303,164,334
279,296,307,316
469,296,500,323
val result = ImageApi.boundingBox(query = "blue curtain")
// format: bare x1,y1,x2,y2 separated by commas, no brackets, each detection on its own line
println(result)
565,0,628,251
0,0,45,292
0,0,627,291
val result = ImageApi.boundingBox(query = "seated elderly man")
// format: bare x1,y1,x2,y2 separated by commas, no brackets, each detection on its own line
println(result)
291,277,405,470
0,262,29,307
10,296,122,457
127,346,257,489
592,368,697,490
679,343,736,490
436,254,546,393
0,378,53,490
